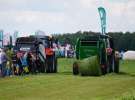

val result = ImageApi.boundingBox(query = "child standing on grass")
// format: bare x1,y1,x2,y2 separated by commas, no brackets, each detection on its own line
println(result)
6,48,14,76
6,61,11,76
20,52,29,75
15,64,20,75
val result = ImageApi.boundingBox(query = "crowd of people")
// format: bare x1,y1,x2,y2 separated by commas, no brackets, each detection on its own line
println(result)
0,43,75,78
54,43,75,58
0,48,43,78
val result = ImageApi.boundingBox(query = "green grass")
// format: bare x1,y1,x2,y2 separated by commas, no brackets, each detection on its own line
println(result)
0,59,135,100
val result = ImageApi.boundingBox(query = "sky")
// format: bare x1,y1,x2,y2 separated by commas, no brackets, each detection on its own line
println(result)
0,0,135,35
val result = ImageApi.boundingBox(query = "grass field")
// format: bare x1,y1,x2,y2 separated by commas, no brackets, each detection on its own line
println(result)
0,59,135,100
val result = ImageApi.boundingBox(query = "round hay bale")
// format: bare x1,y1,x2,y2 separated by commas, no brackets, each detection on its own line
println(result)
79,56,101,76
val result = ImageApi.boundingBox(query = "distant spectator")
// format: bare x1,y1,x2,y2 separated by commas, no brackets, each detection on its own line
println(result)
31,54,37,74
15,64,20,75
27,53,36,74
13,55,21,75
120,50,124,60
0,48,8,77
6,61,12,76
65,44,70,57
20,52,29,74
6,48,14,76
27,53,32,73
60,46,65,57
114,51,120,73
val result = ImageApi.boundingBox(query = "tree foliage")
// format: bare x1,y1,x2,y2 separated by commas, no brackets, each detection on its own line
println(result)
53,31,135,51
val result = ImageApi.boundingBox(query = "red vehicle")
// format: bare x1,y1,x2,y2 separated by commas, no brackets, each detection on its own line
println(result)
14,35,57,73
13,36,45,74
30,35,58,73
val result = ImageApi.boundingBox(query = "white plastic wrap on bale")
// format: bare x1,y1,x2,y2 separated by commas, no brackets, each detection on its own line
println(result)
123,51,135,60
79,56,101,76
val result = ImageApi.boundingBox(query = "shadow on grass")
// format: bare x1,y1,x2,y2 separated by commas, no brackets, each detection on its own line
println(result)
57,71,135,77
58,71,72,75
58,71,135,77
118,72,135,77
58,71,102,77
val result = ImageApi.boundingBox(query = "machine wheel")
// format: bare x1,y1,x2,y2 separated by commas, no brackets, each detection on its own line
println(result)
46,56,51,73
51,57,55,73
106,48,114,73
73,62,79,75
41,62,46,73
46,65,50,73
101,64,107,75
81,73,85,76
53,58,57,73
46,64,51,73
114,58,119,73
51,54,57,73
106,60,109,73
46,55,56,73
107,55,114,73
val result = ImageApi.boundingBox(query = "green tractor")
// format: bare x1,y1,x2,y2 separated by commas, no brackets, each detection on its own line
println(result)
73,7,119,76
73,34,119,75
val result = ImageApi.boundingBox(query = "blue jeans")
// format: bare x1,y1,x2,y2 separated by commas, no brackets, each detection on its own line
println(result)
0,64,2,77
0,64,2,69
1,62,7,77
6,68,12,76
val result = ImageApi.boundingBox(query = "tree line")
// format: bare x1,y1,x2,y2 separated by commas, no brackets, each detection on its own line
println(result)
53,31,135,51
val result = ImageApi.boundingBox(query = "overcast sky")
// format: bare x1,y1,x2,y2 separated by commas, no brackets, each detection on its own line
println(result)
0,0,135,35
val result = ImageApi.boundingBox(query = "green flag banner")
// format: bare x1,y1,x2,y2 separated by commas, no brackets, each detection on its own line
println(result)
0,30,3,41
98,7,106,35
0,30,3,47
14,31,18,40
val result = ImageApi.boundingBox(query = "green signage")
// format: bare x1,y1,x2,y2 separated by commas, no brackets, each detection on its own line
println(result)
98,7,106,35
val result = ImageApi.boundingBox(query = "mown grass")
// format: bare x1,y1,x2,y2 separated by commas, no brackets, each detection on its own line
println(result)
0,59,135,100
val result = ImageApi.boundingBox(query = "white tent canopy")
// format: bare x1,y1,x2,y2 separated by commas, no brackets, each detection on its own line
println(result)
123,51,135,60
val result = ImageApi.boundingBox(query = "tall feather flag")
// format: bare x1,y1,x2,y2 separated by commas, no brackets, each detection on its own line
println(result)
0,30,3,47
98,7,106,35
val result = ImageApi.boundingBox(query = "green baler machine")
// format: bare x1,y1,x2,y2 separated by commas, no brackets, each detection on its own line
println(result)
73,34,119,76
73,34,109,76
76,35,106,60
72,7,119,76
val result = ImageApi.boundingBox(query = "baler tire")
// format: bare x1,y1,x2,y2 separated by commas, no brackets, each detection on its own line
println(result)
54,58,57,73
114,58,119,73
73,62,79,75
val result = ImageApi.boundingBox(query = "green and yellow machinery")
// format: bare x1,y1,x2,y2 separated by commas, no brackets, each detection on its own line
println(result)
73,7,119,76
